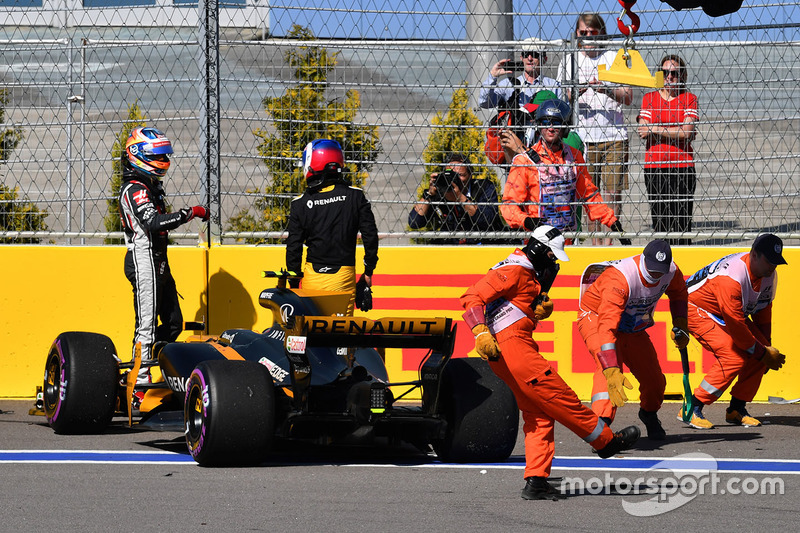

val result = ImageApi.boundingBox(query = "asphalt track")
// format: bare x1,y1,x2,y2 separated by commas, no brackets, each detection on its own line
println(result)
2,399,800,531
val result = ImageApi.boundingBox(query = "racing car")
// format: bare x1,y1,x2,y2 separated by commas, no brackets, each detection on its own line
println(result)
40,270,519,466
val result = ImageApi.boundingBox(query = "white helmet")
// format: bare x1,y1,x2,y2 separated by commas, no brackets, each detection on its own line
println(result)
529,225,569,262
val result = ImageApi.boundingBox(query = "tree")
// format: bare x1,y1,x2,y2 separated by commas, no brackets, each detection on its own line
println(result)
103,102,147,244
0,87,43,244
0,88,23,162
411,85,500,242
0,184,48,244
228,24,380,243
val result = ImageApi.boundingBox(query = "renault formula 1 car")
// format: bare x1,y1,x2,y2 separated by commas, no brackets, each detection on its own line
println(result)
40,271,519,466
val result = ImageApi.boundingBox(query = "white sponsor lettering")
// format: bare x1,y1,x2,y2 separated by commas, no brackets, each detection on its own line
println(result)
280,304,295,324
167,375,188,392
258,357,290,382
201,385,210,407
312,195,346,207
221,331,235,343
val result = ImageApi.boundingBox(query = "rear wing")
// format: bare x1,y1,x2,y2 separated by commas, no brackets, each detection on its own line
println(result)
282,316,457,412
296,316,455,352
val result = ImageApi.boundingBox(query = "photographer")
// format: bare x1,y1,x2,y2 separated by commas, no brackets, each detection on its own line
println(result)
408,153,502,244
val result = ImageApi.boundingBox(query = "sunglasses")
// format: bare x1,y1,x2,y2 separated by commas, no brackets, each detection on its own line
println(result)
538,118,564,127
521,51,543,59
577,28,600,36
661,68,683,79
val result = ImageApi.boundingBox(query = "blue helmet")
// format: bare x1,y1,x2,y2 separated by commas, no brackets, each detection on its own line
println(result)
534,99,572,135
302,139,344,189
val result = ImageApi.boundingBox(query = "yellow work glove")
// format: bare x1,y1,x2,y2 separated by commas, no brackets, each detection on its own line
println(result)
472,324,501,361
603,367,633,408
533,293,554,321
671,317,690,350
763,346,785,371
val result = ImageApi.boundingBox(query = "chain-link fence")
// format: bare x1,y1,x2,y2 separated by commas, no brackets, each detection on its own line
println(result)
0,1,798,245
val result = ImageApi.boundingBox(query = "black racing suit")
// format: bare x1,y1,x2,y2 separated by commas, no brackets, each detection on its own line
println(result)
118,167,187,370
286,181,379,298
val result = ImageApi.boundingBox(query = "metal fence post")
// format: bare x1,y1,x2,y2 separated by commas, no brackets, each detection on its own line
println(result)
199,0,221,246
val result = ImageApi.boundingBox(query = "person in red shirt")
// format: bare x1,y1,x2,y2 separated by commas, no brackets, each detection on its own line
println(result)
500,99,630,245
683,234,787,429
577,240,689,440
461,225,640,500
637,54,698,245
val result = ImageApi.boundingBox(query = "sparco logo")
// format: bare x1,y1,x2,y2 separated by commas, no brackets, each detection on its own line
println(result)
280,303,295,324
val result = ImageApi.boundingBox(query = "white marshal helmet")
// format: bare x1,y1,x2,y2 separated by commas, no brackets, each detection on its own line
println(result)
530,225,569,262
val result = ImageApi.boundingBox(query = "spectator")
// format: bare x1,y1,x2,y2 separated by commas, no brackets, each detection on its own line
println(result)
408,153,502,244
637,54,698,245
286,139,379,316
118,127,209,400
479,41,562,110
557,13,632,245
499,99,630,244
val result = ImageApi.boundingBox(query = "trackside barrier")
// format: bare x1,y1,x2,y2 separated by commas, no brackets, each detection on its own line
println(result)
1,245,798,401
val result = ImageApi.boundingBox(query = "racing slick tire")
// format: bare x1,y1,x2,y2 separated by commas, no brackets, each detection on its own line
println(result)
43,331,119,434
433,357,518,463
184,360,275,467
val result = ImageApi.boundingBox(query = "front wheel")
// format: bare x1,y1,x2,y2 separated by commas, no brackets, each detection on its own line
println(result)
433,357,519,463
184,360,275,467
43,332,119,434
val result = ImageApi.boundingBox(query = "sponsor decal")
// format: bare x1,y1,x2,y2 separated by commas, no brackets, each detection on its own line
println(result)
307,317,443,336
286,335,307,354
266,329,286,342
59,378,67,401
280,303,295,324
258,357,290,382
166,375,188,392
259,290,273,300
312,195,346,207
336,347,348,356
201,384,210,407
133,190,149,205
318,266,332,272
220,331,235,343
306,199,313,209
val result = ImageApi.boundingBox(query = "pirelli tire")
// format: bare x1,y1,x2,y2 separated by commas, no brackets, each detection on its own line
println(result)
184,360,275,467
43,332,119,434
433,357,519,463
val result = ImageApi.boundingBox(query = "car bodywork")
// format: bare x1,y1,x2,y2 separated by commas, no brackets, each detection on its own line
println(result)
39,272,519,466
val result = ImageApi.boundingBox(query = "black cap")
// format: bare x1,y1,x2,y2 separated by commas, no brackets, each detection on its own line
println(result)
752,233,787,265
642,239,672,274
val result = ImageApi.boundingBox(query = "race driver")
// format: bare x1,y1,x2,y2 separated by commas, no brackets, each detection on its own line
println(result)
499,98,630,245
683,234,787,429
577,240,689,440
286,139,379,316
118,127,209,390
460,225,640,500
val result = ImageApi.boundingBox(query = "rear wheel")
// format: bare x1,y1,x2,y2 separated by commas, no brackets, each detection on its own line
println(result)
184,360,275,467
433,357,518,462
43,332,119,434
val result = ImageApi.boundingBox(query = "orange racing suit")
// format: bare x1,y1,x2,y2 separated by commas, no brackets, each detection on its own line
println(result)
686,252,775,404
577,255,688,420
460,249,614,479
500,140,618,233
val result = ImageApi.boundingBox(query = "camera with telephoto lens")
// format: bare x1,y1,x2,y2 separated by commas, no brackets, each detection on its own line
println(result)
430,169,461,201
